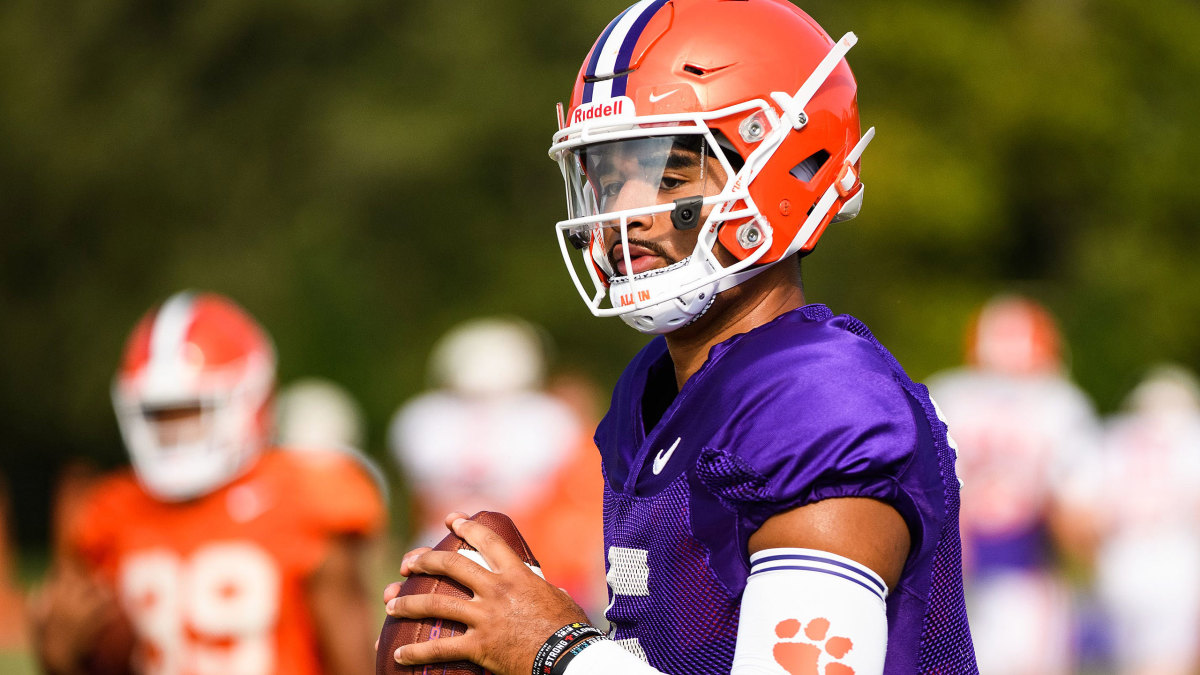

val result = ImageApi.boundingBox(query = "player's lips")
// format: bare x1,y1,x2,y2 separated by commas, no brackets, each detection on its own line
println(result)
610,243,663,276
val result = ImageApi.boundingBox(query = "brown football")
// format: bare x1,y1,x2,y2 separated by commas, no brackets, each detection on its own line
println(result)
84,601,136,675
376,511,541,675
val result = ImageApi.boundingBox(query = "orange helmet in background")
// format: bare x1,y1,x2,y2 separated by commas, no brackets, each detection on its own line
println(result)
550,0,872,333
967,295,1064,376
112,291,275,501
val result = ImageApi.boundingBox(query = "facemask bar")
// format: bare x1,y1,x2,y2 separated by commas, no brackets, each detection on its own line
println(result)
770,33,860,131
554,197,768,317
781,125,875,259
553,113,778,317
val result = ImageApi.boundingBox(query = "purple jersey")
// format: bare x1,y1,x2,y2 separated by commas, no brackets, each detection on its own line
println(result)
596,304,976,673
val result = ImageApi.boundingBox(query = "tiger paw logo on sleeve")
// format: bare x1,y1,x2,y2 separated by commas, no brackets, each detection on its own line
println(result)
773,618,855,675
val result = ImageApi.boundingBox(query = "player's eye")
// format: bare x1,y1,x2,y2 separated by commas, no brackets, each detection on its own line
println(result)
660,176,686,191
599,181,624,207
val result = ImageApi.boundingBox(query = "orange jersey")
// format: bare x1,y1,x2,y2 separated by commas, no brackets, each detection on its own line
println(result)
68,450,384,675
509,432,607,615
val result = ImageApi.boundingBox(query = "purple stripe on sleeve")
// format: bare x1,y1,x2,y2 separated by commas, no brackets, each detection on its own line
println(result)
753,552,887,594
748,565,886,601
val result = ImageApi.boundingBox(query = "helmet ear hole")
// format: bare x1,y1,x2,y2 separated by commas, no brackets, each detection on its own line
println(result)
710,130,746,174
789,150,830,183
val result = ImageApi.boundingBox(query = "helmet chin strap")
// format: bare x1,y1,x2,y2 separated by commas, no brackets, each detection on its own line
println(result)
609,256,721,335
609,218,776,335
783,126,875,258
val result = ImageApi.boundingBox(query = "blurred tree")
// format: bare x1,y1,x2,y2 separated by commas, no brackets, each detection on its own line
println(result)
1,0,1197,547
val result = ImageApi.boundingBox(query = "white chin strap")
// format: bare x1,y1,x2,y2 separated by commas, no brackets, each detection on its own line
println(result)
128,437,248,501
608,257,720,335
608,252,773,335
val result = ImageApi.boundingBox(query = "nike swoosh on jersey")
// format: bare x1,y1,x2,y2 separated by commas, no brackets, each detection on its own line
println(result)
652,437,682,475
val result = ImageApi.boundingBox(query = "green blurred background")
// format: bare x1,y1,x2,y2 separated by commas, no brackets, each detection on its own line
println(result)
2,0,1198,571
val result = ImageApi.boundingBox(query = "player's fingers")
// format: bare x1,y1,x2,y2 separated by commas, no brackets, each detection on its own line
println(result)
404,550,492,589
399,546,433,578
449,517,523,573
386,592,476,626
382,581,403,604
442,511,470,530
395,633,475,666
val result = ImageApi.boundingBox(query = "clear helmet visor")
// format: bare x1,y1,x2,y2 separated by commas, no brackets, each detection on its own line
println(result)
558,133,732,264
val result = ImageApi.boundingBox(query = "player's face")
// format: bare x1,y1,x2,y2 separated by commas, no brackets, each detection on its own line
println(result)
144,404,208,446
578,136,729,276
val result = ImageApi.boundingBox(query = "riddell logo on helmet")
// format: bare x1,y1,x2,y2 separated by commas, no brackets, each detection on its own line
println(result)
571,97,635,126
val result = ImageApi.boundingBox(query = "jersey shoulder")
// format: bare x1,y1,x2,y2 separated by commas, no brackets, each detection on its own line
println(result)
67,469,148,567
692,307,928,512
710,305,914,413
260,450,386,538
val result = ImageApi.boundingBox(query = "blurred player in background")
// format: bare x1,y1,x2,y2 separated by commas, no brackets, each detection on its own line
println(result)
275,377,368,455
1083,365,1200,675
30,291,385,675
926,294,1100,675
385,1,976,673
387,317,605,613
275,376,390,505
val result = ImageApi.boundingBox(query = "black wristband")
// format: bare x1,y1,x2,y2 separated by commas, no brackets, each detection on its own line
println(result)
549,634,607,675
533,623,604,675
542,625,603,674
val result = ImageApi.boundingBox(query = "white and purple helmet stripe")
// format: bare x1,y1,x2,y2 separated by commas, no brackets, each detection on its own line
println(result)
582,0,671,104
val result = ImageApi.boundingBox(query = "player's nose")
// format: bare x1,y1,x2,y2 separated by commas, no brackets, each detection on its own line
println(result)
607,181,658,231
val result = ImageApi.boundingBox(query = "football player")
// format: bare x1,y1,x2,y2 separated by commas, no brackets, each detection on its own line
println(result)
386,318,605,613
382,1,976,674
926,295,1101,674
30,291,385,675
1087,365,1200,674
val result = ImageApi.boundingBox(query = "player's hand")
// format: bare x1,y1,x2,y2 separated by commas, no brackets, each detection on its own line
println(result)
385,512,591,675
28,566,120,674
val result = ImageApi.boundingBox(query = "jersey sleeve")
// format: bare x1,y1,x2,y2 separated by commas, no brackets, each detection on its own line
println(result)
64,473,139,582
697,328,922,532
298,451,387,538
282,451,387,574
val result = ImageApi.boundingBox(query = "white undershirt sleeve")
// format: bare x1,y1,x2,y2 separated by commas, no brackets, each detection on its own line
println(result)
731,548,889,675
563,547,889,675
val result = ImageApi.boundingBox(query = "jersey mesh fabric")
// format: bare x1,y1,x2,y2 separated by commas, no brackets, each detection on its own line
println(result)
599,304,978,673
604,477,740,672
913,394,977,673
840,314,977,672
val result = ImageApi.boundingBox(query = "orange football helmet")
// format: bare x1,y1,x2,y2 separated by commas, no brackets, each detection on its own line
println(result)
112,292,276,501
967,295,1064,376
549,0,872,333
